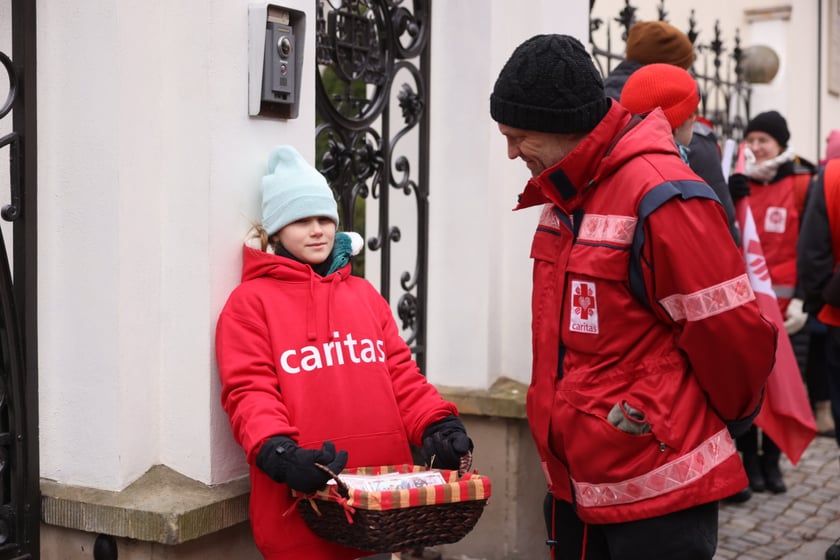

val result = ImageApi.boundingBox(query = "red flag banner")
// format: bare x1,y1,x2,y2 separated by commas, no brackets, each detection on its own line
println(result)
733,163,816,464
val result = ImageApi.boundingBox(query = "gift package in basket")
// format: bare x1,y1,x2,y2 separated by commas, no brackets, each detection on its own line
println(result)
290,462,492,552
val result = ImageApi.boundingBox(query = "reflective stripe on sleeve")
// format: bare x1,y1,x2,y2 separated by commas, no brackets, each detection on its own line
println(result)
577,213,637,245
658,274,755,322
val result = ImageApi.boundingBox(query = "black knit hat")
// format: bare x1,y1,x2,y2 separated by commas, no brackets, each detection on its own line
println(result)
490,34,611,133
745,110,790,148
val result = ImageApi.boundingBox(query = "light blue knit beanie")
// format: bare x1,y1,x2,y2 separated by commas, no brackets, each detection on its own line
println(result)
262,145,339,236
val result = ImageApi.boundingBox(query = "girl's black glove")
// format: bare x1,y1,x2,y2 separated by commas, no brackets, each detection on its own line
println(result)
256,436,348,493
422,415,474,470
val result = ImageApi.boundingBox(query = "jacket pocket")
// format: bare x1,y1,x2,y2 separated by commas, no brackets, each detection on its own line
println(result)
565,241,631,282
550,364,722,487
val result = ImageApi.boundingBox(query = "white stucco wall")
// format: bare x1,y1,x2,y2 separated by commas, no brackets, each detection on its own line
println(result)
31,0,839,494
37,0,318,489
34,0,588,492
426,1,590,389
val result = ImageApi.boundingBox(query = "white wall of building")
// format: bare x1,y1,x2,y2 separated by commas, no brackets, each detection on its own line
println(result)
37,0,318,489
34,0,588,492
425,1,590,389
31,0,836,494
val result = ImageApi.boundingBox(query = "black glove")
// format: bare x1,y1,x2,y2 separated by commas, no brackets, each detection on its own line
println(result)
255,435,348,493
728,173,751,200
421,415,474,470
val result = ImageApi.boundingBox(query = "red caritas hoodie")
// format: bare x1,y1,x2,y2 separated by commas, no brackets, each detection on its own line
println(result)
216,245,457,559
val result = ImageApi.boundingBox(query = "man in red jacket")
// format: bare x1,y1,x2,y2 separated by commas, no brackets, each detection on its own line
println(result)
489,34,777,560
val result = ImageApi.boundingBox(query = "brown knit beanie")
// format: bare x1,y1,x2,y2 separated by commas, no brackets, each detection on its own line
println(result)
625,21,695,69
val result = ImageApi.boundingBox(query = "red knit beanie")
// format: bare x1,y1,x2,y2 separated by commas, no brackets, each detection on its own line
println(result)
625,21,695,69
620,63,699,129
826,129,840,161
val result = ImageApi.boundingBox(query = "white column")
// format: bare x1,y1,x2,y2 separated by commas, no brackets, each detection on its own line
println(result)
426,0,590,389
38,0,318,490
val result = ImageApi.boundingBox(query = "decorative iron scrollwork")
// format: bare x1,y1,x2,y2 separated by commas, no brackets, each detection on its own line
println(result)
0,2,39,555
316,0,430,370
316,0,393,128
0,52,20,223
590,0,750,142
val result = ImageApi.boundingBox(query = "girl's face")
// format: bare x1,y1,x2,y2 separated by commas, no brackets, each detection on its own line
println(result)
745,131,783,164
275,216,336,265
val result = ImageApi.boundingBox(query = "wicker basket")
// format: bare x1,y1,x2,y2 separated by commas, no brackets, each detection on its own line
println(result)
292,463,491,552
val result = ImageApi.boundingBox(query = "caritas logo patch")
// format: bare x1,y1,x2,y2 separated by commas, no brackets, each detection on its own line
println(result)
570,280,598,334
764,206,787,233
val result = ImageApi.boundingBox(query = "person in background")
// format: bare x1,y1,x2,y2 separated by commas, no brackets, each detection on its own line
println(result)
603,20,695,100
215,145,473,560
489,33,776,559
825,129,840,163
605,20,740,246
796,131,840,560
728,111,816,499
800,129,840,439
799,130,840,449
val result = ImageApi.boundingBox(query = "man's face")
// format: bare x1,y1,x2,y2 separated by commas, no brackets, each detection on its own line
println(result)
498,123,585,177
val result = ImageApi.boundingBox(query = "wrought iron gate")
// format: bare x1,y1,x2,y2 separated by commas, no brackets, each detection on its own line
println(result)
315,0,431,371
0,0,39,558
590,0,751,141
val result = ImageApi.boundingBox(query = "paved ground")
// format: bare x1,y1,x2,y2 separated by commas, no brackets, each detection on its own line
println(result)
716,434,840,560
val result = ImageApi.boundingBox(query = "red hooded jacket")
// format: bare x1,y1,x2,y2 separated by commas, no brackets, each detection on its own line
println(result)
216,246,457,559
515,103,777,524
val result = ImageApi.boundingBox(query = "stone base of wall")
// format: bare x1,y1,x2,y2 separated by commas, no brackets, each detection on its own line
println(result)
41,523,261,560
41,377,545,560
434,379,547,560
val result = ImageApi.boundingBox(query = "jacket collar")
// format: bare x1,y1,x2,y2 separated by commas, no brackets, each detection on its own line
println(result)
513,103,678,213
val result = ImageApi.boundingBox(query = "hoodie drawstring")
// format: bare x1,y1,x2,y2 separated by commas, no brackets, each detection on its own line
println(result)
326,272,340,339
305,274,318,341
305,268,342,342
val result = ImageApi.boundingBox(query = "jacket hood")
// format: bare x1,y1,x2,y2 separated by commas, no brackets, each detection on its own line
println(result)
514,103,680,213
240,245,350,284
240,244,351,342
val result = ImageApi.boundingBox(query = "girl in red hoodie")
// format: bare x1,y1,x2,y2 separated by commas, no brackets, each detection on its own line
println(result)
215,145,472,559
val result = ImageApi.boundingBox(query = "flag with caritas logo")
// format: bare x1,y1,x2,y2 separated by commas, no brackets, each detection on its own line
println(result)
726,140,817,464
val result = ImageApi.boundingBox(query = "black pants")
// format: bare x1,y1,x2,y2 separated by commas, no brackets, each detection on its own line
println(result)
826,326,840,447
735,424,781,459
806,323,831,403
544,495,718,560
